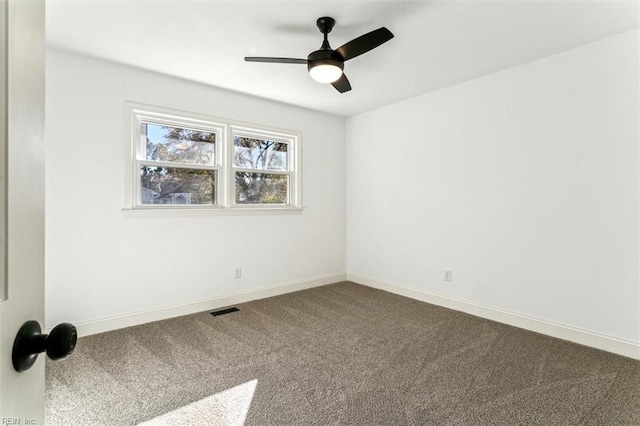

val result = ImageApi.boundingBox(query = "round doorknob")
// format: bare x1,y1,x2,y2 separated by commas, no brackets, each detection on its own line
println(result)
12,320,77,372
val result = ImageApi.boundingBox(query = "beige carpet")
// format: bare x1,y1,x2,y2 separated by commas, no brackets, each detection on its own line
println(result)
46,282,640,425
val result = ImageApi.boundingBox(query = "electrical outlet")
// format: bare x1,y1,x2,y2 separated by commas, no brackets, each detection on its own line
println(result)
444,270,452,282
234,267,242,279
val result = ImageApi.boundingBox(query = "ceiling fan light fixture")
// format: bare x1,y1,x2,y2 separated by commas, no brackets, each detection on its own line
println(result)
309,61,343,84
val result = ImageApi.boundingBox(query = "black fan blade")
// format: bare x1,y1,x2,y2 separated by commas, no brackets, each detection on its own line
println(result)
336,27,394,61
331,74,351,93
244,57,308,64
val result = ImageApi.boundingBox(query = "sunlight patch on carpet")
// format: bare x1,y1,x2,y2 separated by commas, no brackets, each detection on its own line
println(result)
139,379,258,426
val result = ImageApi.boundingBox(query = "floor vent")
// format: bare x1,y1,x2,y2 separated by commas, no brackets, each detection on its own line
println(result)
210,307,239,317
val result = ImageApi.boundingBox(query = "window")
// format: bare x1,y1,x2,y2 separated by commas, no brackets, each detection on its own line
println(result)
126,103,301,214
233,130,293,206
140,122,220,206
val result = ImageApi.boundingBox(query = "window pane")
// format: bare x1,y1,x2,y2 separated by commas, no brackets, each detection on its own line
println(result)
144,123,215,165
235,172,288,204
234,136,287,171
141,166,215,205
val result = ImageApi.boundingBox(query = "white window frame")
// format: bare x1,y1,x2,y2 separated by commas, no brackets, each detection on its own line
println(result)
230,126,300,209
124,102,302,216
133,112,224,210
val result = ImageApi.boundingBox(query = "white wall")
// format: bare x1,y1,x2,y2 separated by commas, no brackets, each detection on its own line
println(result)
347,30,639,344
45,49,346,330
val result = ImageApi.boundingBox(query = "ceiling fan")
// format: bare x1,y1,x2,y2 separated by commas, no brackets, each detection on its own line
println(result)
245,17,394,93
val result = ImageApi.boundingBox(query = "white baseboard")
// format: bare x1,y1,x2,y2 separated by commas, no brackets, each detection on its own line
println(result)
74,273,347,337
348,272,640,360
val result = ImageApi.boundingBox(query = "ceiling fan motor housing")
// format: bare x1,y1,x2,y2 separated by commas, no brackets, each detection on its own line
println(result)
307,49,344,73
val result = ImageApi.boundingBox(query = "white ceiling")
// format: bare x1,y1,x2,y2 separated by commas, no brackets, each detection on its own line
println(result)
46,1,639,117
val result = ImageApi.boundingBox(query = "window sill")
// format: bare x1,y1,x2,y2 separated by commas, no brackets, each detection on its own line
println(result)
122,206,304,218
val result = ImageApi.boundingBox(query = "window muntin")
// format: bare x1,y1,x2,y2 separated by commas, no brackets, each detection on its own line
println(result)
128,104,301,212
